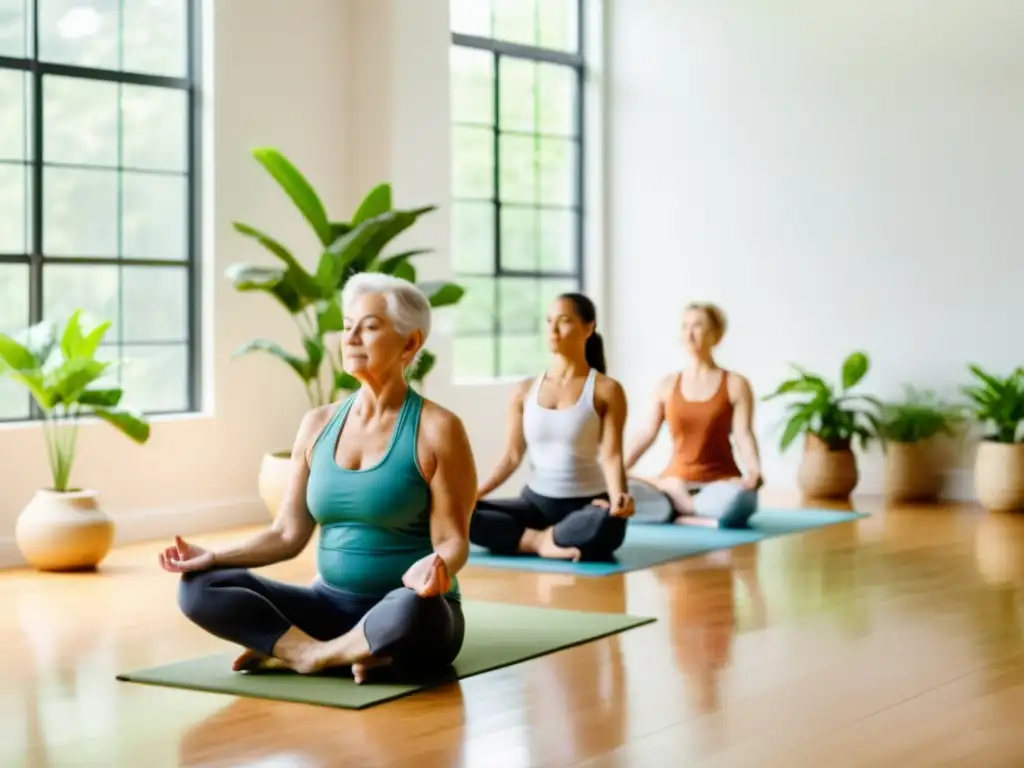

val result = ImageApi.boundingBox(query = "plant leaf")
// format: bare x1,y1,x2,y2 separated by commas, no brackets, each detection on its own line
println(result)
405,350,437,383
392,259,416,283
317,210,429,291
349,206,436,275
374,249,432,275
420,281,465,308
334,370,361,392
315,298,343,335
252,147,333,246
50,358,109,405
6,369,54,410
78,388,123,407
841,351,869,390
225,263,306,314
233,339,315,382
352,183,392,226
0,333,37,370
93,407,151,443
232,222,323,298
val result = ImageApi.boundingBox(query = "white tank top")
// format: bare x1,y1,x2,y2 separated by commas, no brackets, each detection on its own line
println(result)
523,369,607,499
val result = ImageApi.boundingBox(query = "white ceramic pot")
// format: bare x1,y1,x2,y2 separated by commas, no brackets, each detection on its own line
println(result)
258,451,292,517
974,440,1024,512
15,489,115,571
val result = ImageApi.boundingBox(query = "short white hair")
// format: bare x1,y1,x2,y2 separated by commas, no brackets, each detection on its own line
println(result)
341,272,431,342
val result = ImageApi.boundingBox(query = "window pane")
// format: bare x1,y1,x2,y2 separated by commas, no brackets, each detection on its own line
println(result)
0,263,29,419
539,277,579,306
122,84,188,172
120,343,188,412
43,264,119,335
492,0,536,47
538,137,575,206
538,0,579,52
537,64,576,136
39,0,120,70
454,336,496,380
538,209,576,272
43,75,118,167
0,0,30,57
0,69,30,162
122,172,186,260
450,47,493,126
450,0,491,37
43,167,118,257
122,265,188,343
455,276,495,335
0,163,27,253
122,0,187,78
499,334,544,377
452,125,493,200
499,205,538,271
498,133,535,204
499,57,535,133
498,277,541,335
452,201,494,273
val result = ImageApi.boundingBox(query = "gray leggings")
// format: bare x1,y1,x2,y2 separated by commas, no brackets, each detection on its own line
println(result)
178,568,465,676
630,478,759,528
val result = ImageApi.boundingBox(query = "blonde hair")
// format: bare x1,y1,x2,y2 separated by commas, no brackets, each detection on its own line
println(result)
684,302,727,343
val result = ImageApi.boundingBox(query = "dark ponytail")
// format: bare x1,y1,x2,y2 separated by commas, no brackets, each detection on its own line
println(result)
559,292,606,374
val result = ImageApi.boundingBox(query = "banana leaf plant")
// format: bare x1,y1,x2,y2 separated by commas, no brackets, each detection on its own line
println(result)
763,351,884,452
962,365,1024,443
0,310,151,492
226,147,465,406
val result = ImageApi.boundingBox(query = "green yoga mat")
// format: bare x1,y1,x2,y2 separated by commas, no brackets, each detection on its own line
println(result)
117,601,655,710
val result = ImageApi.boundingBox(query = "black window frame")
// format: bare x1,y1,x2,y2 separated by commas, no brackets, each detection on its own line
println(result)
450,1,586,379
0,0,203,422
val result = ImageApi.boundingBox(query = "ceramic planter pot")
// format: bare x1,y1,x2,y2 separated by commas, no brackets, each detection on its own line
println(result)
974,440,1024,512
884,439,943,503
798,433,859,499
15,489,115,571
258,450,292,517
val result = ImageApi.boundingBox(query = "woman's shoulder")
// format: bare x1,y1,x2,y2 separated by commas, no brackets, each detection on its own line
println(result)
593,371,627,403
724,370,754,399
418,397,472,447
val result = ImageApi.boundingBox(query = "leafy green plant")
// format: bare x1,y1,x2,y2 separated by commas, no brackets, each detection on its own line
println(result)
763,351,883,452
0,311,150,492
961,365,1024,443
227,147,465,406
879,386,966,443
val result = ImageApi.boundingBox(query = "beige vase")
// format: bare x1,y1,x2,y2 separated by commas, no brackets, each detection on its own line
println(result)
974,440,1024,512
258,451,292,517
15,489,115,571
797,433,859,500
884,439,943,503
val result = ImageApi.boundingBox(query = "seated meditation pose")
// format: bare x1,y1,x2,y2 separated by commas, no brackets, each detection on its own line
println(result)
625,302,763,528
470,293,634,562
158,274,477,683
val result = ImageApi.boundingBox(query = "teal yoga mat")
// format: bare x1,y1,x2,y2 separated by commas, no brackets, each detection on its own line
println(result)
468,508,865,576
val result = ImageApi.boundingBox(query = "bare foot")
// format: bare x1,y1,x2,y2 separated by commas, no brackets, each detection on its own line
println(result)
674,514,719,528
352,655,393,684
232,649,290,672
535,527,582,561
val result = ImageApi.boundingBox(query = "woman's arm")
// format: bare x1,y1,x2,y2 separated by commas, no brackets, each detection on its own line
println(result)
624,376,670,469
597,376,630,501
475,379,530,498
730,374,763,489
208,408,325,569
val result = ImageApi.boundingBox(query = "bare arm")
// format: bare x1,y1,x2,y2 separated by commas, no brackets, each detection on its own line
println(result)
624,377,670,469
209,408,326,568
476,379,531,498
730,374,763,487
420,405,478,577
597,377,630,500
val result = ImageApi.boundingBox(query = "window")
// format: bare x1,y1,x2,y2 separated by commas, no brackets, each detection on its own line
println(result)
449,0,584,380
0,0,200,421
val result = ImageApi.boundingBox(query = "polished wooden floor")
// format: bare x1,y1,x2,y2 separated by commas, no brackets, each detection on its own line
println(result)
3,493,1023,767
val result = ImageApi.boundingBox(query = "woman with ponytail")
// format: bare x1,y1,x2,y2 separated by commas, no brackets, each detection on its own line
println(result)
470,293,634,562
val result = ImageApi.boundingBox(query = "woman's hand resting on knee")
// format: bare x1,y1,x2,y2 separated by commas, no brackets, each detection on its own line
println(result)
158,536,216,574
591,492,635,519
402,553,451,598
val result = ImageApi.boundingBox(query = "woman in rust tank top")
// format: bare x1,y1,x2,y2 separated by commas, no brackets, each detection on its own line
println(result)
624,303,764,528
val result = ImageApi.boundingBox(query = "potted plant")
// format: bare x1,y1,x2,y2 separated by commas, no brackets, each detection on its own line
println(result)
763,351,882,499
0,311,151,571
227,147,465,515
962,364,1024,512
878,387,966,503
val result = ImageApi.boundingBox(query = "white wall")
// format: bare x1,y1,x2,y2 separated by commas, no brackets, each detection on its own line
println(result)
608,0,1024,498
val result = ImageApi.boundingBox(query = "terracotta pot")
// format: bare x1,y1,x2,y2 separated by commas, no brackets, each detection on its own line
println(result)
973,440,1024,512
15,489,115,571
258,451,292,517
797,433,859,500
884,439,943,503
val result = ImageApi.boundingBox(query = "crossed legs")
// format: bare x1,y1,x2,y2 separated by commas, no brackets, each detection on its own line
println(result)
631,475,759,529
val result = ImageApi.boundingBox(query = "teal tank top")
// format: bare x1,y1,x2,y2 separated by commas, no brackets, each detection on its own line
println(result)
305,388,460,600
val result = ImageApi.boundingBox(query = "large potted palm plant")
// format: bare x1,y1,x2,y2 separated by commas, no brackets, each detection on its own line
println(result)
763,351,882,499
227,148,465,515
962,365,1024,512
879,387,966,503
0,311,151,571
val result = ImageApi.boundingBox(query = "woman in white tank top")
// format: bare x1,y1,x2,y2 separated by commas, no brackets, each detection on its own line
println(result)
470,293,635,561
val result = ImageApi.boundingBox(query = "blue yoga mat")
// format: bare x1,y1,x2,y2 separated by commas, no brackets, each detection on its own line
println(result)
467,508,865,576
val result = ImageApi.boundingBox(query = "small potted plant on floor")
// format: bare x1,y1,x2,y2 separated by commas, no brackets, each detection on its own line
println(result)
878,387,966,503
227,147,465,515
962,364,1024,512
0,311,151,571
763,351,882,499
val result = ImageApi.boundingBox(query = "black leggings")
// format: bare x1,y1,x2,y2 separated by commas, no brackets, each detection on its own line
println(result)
470,486,628,561
178,568,465,676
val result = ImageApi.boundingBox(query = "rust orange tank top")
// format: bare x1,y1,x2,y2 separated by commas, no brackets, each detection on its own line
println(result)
661,370,741,483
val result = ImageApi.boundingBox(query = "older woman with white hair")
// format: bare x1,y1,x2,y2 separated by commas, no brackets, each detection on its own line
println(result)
158,273,478,684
